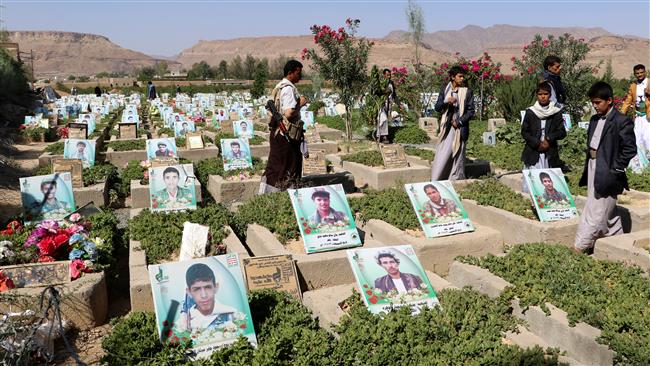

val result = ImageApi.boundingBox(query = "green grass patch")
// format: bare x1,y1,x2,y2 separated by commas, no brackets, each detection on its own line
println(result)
459,179,536,220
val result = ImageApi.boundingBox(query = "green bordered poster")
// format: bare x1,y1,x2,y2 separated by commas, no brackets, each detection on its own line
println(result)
288,184,361,254
148,164,197,212
148,254,257,359
220,138,253,171
347,245,439,315
523,168,578,222
405,181,474,238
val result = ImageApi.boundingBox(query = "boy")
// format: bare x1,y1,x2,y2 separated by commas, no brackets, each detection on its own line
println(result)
573,82,636,253
542,55,566,107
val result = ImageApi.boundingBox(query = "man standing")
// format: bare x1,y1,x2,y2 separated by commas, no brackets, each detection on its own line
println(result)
147,81,157,101
422,184,459,217
430,66,475,181
177,263,238,332
377,69,398,144
620,64,650,159
539,172,568,202
308,189,346,225
260,60,307,193
374,252,423,295
542,55,566,107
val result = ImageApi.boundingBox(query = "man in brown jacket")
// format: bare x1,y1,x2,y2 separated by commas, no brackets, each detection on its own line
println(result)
620,64,650,167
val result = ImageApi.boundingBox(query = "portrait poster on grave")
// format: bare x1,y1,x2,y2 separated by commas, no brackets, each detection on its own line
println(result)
379,144,408,169
175,121,196,137
214,108,228,122
628,148,649,173
20,172,76,224
63,139,96,168
242,254,301,300
169,113,183,127
148,164,197,212
148,254,258,359
523,168,578,222
302,150,327,176
288,184,361,254
146,138,178,160
67,123,88,139
405,181,474,237
52,158,83,189
186,133,205,150
578,121,589,129
78,114,96,135
121,110,139,124
119,122,137,139
482,131,496,146
220,138,252,171
233,120,254,138
300,110,315,128
346,245,439,315
1,261,70,288
562,113,572,130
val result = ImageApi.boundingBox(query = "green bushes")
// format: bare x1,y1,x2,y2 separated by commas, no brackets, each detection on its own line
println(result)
392,125,429,144
493,76,537,123
44,142,65,155
230,192,298,244
308,100,325,113
559,126,587,170
316,115,346,131
82,162,119,186
404,147,435,162
459,179,537,220
628,169,650,192
108,139,146,151
129,205,232,264
349,188,419,230
194,157,266,186
341,150,383,167
466,121,522,171
460,243,650,365
119,160,146,196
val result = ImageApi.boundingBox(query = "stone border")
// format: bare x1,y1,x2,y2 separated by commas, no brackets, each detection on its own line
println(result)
178,145,220,162
447,261,615,365
0,272,107,331
316,125,344,141
593,231,650,271
105,147,147,168
130,179,202,208
340,160,431,190
129,208,248,312
361,219,503,276
74,179,108,208
207,175,261,205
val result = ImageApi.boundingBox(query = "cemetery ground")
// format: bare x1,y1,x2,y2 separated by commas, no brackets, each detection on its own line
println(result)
3,102,650,365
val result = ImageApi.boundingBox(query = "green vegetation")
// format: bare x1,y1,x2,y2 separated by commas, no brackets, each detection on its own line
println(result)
349,188,419,230
392,125,430,144
316,115,346,131
459,179,537,220
194,157,266,186
404,147,435,162
119,160,146,196
627,169,650,193
108,139,146,151
231,192,298,244
341,150,383,167
466,121,521,171
44,142,65,155
460,243,650,365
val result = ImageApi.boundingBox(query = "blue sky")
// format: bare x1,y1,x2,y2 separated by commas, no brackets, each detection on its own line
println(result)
2,0,649,56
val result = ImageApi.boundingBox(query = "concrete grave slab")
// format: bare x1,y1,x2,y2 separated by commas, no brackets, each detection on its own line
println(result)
207,175,261,205
73,179,108,208
593,230,650,272
341,160,430,190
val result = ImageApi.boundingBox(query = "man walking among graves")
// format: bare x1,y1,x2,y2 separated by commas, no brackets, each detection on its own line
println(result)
260,60,308,193
374,252,423,295
377,68,398,144
620,64,650,159
430,66,475,181
147,81,157,100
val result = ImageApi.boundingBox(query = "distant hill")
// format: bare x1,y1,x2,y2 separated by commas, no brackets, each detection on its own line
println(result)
8,31,180,78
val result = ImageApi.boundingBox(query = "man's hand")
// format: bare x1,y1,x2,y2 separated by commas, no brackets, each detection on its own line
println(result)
446,96,457,104
452,121,459,129
538,139,550,152
299,96,308,107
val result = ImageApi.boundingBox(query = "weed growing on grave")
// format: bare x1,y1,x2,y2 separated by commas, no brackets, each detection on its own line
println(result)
119,160,146,196
465,121,521,171
44,142,65,155
460,243,650,365
349,188,419,230
194,157,265,186
458,179,537,220
108,139,146,151
129,204,232,263
316,115,346,131
230,192,298,244
156,127,173,137
392,125,429,144
404,147,435,162
627,169,650,192
82,162,119,187
341,150,383,167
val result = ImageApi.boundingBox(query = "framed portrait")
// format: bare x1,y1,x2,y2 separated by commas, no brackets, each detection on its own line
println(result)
214,108,228,122
628,148,649,173
23,116,37,126
404,181,475,238
174,121,196,137
20,172,76,224
146,137,178,161
220,138,252,171
63,139,96,168
578,121,589,130
562,113,572,131
233,120,254,139
300,110,315,128
148,164,197,212
482,131,496,146
186,132,205,150
242,254,301,301
522,168,578,222
288,184,361,254
67,123,88,140
119,122,137,139
121,109,139,124
347,245,439,315
148,255,258,359
52,158,83,189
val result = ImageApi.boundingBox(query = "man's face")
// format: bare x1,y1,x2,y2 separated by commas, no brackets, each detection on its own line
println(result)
425,187,441,203
379,257,399,276
182,123,188,130
241,123,247,132
452,73,465,86
188,280,216,315
175,116,180,121
77,144,86,153
634,68,646,81
384,71,391,80
231,144,240,154
541,177,554,191
314,195,330,211
591,97,612,115
163,172,179,191
548,62,562,75
41,183,56,199
158,145,167,152
537,90,551,105
288,67,303,84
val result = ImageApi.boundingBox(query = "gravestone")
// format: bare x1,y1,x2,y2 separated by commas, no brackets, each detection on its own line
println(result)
242,254,301,301
305,127,322,144
303,150,327,176
68,123,88,139
119,122,137,139
379,144,409,169
185,132,204,150
487,118,507,132
419,117,438,135
52,158,83,188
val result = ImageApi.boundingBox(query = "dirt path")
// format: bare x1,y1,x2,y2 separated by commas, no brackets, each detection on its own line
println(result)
0,141,48,222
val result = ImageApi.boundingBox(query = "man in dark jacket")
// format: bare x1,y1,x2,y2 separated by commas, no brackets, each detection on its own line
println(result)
542,55,566,107
147,81,157,100
430,66,475,180
574,82,636,253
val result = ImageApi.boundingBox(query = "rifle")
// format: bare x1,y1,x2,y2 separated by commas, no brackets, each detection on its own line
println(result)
265,99,291,142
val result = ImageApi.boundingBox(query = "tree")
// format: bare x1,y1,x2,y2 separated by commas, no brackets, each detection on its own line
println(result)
402,0,433,118
136,66,156,81
513,34,598,121
187,61,213,80
405,0,425,68
155,61,169,77
243,54,257,80
271,55,292,80
250,60,269,99
230,55,244,79
304,19,373,141
217,60,228,79
67,75,76,81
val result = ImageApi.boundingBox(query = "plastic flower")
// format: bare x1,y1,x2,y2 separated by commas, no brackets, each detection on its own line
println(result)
69,233,84,244
69,213,82,222
0,271,15,292
69,248,85,260
70,259,91,280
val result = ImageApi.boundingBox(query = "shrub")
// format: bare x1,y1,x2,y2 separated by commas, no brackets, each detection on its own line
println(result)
316,115,346,131
392,125,429,144
349,188,419,230
119,160,146,196
493,75,537,123
108,140,146,151
156,127,173,137
213,132,265,146
628,169,650,192
194,157,266,186
308,100,325,113
465,121,521,171
459,179,537,220
460,243,650,365
231,192,298,244
129,204,232,264
559,126,588,170
341,150,383,167
44,141,65,155
83,162,119,186
404,147,435,162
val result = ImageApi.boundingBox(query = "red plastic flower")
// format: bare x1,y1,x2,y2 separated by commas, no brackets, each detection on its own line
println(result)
53,233,69,247
0,271,15,292
38,237,57,256
38,255,55,263
369,295,378,304
70,259,91,280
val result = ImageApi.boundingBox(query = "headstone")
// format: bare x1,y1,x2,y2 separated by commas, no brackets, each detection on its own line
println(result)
186,132,204,150
418,117,438,134
242,254,301,301
52,158,83,188
1,261,71,288
229,111,239,121
150,157,179,168
119,122,137,139
67,123,88,139
487,118,507,132
302,150,327,176
379,144,409,169
482,131,496,146
221,120,234,134
179,222,209,261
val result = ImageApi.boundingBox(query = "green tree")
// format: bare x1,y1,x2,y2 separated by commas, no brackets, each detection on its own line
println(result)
243,54,257,80
155,60,169,77
187,61,213,80
305,19,373,141
67,74,76,81
513,34,598,121
251,60,269,99
271,55,291,79
217,60,228,79
136,66,156,81
230,55,244,79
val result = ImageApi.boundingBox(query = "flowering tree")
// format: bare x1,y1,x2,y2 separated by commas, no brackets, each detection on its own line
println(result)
512,34,597,120
303,19,373,141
